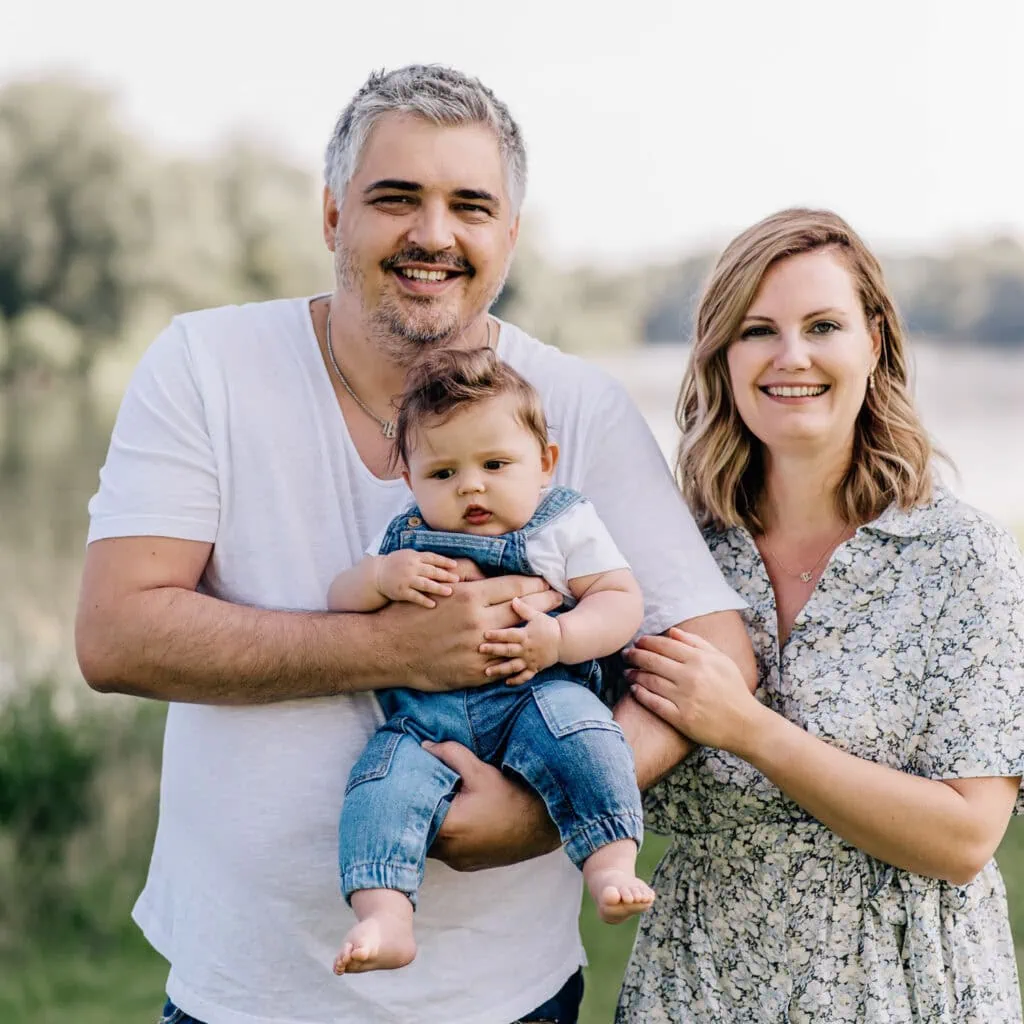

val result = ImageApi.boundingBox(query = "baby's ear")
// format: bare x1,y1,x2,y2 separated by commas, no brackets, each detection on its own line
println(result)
542,441,560,477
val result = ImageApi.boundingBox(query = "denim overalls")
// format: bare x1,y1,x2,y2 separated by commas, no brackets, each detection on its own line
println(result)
338,486,644,905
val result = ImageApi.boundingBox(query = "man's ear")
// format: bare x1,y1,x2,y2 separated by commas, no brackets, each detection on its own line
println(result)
323,186,340,250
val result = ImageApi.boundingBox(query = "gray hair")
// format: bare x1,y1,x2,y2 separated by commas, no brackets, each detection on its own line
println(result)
324,65,528,214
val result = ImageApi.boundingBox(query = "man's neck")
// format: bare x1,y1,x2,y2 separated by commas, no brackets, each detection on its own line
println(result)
321,295,494,413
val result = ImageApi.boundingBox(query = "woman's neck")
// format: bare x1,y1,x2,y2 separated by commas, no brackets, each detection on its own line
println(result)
759,448,850,540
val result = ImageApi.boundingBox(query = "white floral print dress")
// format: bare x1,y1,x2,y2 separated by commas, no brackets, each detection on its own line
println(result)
617,489,1024,1023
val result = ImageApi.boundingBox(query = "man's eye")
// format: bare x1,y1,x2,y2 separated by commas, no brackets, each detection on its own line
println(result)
373,196,414,207
456,204,490,216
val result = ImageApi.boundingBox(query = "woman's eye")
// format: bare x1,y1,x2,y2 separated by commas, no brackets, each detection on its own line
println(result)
810,321,840,335
740,325,773,339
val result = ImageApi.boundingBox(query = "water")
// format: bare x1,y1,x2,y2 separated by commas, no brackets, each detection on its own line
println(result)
593,341,1024,529
1,340,1021,683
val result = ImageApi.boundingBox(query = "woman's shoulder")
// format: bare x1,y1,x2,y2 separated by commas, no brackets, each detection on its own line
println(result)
865,485,1024,587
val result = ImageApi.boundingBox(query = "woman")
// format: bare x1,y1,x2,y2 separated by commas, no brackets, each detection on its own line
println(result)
617,208,1024,1023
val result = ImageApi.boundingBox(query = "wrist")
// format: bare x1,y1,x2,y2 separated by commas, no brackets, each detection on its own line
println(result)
733,700,788,766
371,555,390,601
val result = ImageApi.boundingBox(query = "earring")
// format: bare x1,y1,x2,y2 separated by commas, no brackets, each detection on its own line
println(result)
868,370,876,390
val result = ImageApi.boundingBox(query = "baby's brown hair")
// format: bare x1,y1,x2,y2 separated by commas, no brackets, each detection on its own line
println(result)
393,347,548,467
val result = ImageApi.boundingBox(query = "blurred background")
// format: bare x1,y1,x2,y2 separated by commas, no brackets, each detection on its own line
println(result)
1,1,1022,1020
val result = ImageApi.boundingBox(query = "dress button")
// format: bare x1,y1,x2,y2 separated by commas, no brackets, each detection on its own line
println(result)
407,516,422,527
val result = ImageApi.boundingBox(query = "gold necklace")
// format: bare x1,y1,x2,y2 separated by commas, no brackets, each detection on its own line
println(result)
761,524,849,583
324,310,494,439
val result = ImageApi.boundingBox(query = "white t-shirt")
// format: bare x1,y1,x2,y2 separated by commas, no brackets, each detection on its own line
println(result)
368,496,629,600
87,297,745,1024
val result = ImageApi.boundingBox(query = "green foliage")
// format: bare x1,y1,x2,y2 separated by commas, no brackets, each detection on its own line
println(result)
0,682,98,862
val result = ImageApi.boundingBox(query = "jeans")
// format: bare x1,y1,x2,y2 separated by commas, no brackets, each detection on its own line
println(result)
157,968,584,1023
339,675,643,904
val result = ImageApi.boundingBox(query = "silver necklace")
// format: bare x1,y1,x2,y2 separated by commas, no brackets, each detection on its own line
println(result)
324,309,493,440
761,524,849,583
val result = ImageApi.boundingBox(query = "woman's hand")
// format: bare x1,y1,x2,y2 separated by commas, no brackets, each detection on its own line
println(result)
625,627,766,754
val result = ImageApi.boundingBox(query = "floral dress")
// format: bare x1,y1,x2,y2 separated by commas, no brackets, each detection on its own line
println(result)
617,489,1024,1023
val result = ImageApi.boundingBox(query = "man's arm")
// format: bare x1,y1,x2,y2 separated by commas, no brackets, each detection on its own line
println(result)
75,535,559,704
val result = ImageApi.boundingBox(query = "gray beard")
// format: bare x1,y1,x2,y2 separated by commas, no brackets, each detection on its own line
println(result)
334,241,511,366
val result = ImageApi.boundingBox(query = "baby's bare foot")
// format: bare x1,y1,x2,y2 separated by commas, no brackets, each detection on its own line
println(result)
333,914,416,975
589,870,655,925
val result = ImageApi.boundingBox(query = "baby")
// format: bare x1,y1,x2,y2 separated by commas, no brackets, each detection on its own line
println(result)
329,347,653,976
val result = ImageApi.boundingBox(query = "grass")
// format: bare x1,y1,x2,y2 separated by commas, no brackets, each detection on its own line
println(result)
0,824,1021,1023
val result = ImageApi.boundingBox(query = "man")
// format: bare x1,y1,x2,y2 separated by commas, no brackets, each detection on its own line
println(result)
76,65,754,1024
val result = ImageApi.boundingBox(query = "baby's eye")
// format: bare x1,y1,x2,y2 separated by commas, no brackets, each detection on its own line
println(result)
483,460,508,471
431,468,455,480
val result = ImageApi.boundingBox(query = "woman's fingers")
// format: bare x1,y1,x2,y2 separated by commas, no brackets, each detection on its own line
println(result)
629,681,682,723
626,669,679,702
624,646,689,681
666,628,716,650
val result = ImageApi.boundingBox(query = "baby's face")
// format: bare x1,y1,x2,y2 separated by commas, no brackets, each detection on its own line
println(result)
403,394,557,535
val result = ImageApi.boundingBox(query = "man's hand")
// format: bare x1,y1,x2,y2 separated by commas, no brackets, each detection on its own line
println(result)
423,741,561,870
478,596,561,685
374,550,460,608
376,575,563,693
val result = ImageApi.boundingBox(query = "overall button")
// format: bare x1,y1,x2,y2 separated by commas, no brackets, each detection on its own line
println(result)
406,516,422,527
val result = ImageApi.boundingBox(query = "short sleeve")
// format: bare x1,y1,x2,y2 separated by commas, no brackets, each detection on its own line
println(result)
525,499,629,598
913,521,1024,813
87,319,220,544
577,381,745,633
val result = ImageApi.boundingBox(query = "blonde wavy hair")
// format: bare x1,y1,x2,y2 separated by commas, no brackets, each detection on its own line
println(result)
677,208,936,532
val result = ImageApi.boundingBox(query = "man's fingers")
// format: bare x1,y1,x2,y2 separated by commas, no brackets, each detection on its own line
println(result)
517,590,563,614
421,740,481,780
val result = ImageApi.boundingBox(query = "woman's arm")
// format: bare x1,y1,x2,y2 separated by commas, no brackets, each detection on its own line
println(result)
627,630,1019,885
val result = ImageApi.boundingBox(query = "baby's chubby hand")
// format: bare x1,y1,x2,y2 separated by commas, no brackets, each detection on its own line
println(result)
479,596,561,685
374,550,461,609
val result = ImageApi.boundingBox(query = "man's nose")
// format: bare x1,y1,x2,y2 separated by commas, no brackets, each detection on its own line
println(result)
406,199,456,255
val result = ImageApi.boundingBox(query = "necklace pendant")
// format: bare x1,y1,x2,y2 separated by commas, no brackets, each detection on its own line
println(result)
800,571,813,582
382,420,396,440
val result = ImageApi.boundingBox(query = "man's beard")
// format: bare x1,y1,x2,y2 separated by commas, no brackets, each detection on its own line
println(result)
334,241,510,366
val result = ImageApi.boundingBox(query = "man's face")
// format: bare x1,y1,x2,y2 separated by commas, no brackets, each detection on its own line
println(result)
325,112,519,362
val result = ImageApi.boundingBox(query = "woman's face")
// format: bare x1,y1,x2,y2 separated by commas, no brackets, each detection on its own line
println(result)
726,248,880,461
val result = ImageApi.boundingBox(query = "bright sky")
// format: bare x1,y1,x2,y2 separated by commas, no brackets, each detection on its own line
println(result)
4,0,1022,266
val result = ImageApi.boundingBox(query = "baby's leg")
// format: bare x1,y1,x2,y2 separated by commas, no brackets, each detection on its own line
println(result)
581,839,654,924
337,728,461,973
333,889,415,975
502,678,653,926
